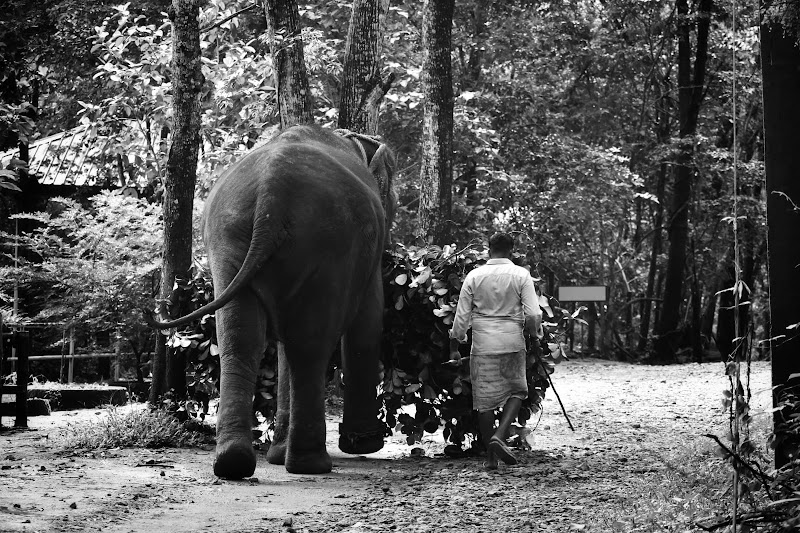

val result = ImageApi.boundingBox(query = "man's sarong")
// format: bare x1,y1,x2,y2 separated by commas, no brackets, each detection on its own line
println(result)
469,349,528,412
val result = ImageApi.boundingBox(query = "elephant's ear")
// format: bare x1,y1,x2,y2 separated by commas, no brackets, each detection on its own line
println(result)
368,143,396,210
368,143,397,244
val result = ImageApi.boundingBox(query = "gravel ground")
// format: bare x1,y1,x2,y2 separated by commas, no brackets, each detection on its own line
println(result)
0,358,772,533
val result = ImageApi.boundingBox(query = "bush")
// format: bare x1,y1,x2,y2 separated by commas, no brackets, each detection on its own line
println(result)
754,384,800,531
162,265,277,423
704,383,800,532
57,406,215,449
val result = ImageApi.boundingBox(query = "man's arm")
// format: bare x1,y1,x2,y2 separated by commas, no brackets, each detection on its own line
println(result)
448,338,462,362
448,276,475,361
520,276,543,338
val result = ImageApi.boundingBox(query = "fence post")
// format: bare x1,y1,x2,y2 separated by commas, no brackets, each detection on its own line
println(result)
0,313,4,377
59,326,67,384
14,331,30,428
114,325,122,381
0,314,4,428
68,326,75,384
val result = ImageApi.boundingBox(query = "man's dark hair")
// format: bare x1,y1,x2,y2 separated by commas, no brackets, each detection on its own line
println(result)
489,232,515,255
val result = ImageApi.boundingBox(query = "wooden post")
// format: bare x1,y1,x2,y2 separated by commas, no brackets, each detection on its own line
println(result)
0,313,4,377
59,326,67,384
0,314,4,428
68,326,75,384
114,325,122,381
14,331,29,428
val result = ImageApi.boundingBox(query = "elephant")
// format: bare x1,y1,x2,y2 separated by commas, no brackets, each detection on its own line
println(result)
145,125,396,479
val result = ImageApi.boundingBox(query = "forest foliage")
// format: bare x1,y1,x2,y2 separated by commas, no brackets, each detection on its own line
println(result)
0,0,774,428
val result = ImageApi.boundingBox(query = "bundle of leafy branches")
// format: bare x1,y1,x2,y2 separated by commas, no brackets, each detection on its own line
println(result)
162,266,282,425
380,242,574,451
166,242,578,449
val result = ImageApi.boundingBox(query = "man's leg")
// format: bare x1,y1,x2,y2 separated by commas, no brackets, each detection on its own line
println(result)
487,397,522,465
478,410,498,469
494,397,522,441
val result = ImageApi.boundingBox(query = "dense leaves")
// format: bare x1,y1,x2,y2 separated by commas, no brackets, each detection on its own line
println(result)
0,192,162,379
2,0,773,361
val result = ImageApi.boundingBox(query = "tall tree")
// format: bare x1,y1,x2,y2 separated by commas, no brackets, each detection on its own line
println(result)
338,0,392,135
638,63,674,352
150,0,203,402
761,21,800,467
653,0,712,362
263,0,313,128
417,0,455,240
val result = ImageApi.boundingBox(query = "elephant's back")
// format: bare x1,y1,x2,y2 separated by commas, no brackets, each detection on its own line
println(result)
203,124,385,278
211,126,380,210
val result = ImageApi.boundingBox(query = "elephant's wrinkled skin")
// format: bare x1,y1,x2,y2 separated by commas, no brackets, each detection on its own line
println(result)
146,125,396,479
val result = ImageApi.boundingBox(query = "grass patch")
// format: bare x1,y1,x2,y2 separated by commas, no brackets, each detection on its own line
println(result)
57,406,215,450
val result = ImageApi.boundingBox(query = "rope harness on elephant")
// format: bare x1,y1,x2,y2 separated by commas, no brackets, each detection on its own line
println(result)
333,128,382,167
333,129,393,205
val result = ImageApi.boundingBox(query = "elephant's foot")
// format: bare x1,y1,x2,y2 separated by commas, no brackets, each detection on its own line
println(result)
338,422,387,455
265,441,286,465
214,437,257,479
285,449,332,474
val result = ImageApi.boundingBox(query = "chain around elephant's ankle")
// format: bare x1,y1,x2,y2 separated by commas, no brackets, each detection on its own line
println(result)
338,422,391,448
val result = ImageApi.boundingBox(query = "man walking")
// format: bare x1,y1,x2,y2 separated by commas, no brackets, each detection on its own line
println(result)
449,232,543,469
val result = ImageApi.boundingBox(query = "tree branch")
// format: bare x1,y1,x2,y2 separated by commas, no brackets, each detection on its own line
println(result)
356,72,397,120
702,433,775,496
200,2,259,34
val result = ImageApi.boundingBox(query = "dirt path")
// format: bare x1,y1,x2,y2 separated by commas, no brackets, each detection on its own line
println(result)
0,359,772,533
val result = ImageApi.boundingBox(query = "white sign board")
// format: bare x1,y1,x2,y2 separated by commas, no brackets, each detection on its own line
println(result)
557,285,608,302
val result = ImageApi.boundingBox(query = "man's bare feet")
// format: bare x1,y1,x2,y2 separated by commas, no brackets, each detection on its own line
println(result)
484,449,498,470
489,435,518,465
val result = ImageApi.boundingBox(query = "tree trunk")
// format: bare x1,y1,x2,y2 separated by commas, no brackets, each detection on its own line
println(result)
638,162,667,351
417,0,455,241
690,240,704,362
700,280,716,342
460,1,486,89
17,79,37,170
263,0,313,128
760,22,800,468
338,0,391,134
149,0,203,403
653,0,711,362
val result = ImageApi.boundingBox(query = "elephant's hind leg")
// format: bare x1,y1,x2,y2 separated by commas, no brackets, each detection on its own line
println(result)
213,295,267,479
339,270,386,455
266,342,289,465
282,340,333,474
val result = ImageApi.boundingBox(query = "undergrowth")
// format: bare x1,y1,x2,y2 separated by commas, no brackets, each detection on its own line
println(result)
710,383,800,533
588,440,732,532
57,406,215,450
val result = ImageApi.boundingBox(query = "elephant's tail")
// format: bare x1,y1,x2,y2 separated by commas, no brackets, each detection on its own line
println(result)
142,205,288,331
